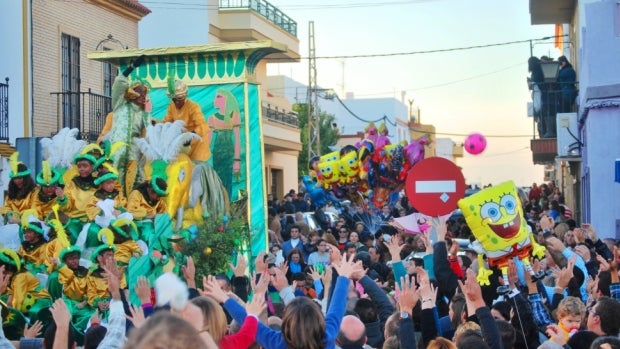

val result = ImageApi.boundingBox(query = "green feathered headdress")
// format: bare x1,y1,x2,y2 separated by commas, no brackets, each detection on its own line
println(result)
0,248,21,271
73,144,103,165
20,209,44,238
150,159,168,197
91,228,116,263
95,140,126,170
110,216,139,240
49,204,80,261
94,163,119,186
36,160,61,186
9,152,31,178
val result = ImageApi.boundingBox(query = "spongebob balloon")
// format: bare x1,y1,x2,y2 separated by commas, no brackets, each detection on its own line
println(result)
457,181,546,294
318,157,340,190
339,150,359,184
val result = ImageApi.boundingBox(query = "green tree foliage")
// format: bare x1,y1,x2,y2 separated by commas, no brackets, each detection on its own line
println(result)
180,197,251,282
294,103,340,176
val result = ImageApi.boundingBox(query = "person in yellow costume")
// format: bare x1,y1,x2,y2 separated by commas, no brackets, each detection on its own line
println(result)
162,79,210,162
0,152,36,224
0,248,52,325
56,245,92,334
45,209,72,298
107,216,142,266
87,242,116,315
457,180,546,294
126,174,168,241
57,144,102,243
85,163,127,221
32,161,63,220
17,213,48,275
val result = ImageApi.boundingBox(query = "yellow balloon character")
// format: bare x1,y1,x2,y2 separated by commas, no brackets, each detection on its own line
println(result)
318,158,340,189
457,180,545,293
339,150,359,184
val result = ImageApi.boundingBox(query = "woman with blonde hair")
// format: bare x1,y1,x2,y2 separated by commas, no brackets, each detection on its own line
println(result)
427,337,457,349
122,311,214,349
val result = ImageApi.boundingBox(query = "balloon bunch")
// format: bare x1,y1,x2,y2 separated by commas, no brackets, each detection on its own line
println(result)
306,122,430,211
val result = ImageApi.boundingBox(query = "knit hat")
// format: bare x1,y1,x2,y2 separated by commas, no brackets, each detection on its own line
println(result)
8,152,31,178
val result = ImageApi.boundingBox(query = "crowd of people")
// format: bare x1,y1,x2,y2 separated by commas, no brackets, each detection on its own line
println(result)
0,150,620,349
0,61,611,349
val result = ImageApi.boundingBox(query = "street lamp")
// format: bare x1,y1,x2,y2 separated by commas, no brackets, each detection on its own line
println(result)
541,61,561,83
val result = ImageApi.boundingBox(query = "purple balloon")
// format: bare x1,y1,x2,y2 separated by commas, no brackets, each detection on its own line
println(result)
464,133,487,155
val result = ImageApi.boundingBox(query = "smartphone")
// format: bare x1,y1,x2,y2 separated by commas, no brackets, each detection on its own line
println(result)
543,231,553,239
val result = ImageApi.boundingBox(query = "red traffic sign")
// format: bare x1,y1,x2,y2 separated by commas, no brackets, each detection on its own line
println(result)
405,157,466,216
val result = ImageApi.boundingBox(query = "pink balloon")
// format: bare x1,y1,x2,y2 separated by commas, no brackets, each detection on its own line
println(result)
464,133,487,155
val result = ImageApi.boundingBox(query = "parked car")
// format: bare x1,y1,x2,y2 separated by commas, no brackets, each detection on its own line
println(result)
283,212,323,233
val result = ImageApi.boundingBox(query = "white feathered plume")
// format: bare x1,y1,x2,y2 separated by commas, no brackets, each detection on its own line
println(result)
155,272,189,311
135,120,201,162
40,128,86,169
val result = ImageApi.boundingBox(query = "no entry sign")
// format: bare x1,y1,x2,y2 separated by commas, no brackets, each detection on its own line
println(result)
405,157,466,216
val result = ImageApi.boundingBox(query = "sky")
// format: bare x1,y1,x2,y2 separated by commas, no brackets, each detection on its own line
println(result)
139,0,562,187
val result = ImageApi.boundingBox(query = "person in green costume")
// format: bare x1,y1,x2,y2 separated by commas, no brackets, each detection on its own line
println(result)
205,88,241,197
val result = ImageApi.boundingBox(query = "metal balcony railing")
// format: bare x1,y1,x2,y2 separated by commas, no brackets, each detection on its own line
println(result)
219,0,297,37
50,89,111,142
530,82,578,139
262,102,298,127
0,78,9,142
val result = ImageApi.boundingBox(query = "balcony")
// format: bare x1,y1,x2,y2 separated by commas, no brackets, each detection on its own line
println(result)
214,0,300,62
529,0,576,25
530,84,579,164
50,89,111,142
220,0,297,37
262,102,298,127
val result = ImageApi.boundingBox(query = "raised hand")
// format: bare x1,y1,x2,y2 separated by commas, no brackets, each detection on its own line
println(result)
334,253,364,279
50,298,71,328
326,243,342,265
126,304,146,329
421,230,433,254
251,271,270,297
395,276,418,313
307,266,321,281
23,320,43,338
202,275,230,303
269,268,289,292
182,256,196,288
134,276,152,306
385,238,405,262
246,294,266,317
229,254,248,277
458,269,484,308
255,251,267,272
431,217,448,242
418,281,438,309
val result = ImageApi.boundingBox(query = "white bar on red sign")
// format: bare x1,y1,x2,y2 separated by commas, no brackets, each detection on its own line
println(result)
415,180,456,193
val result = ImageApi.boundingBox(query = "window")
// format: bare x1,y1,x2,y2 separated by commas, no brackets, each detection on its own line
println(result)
270,168,283,200
61,33,80,129
102,47,117,97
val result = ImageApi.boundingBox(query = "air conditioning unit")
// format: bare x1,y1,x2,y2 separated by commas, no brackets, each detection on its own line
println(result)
556,113,580,157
